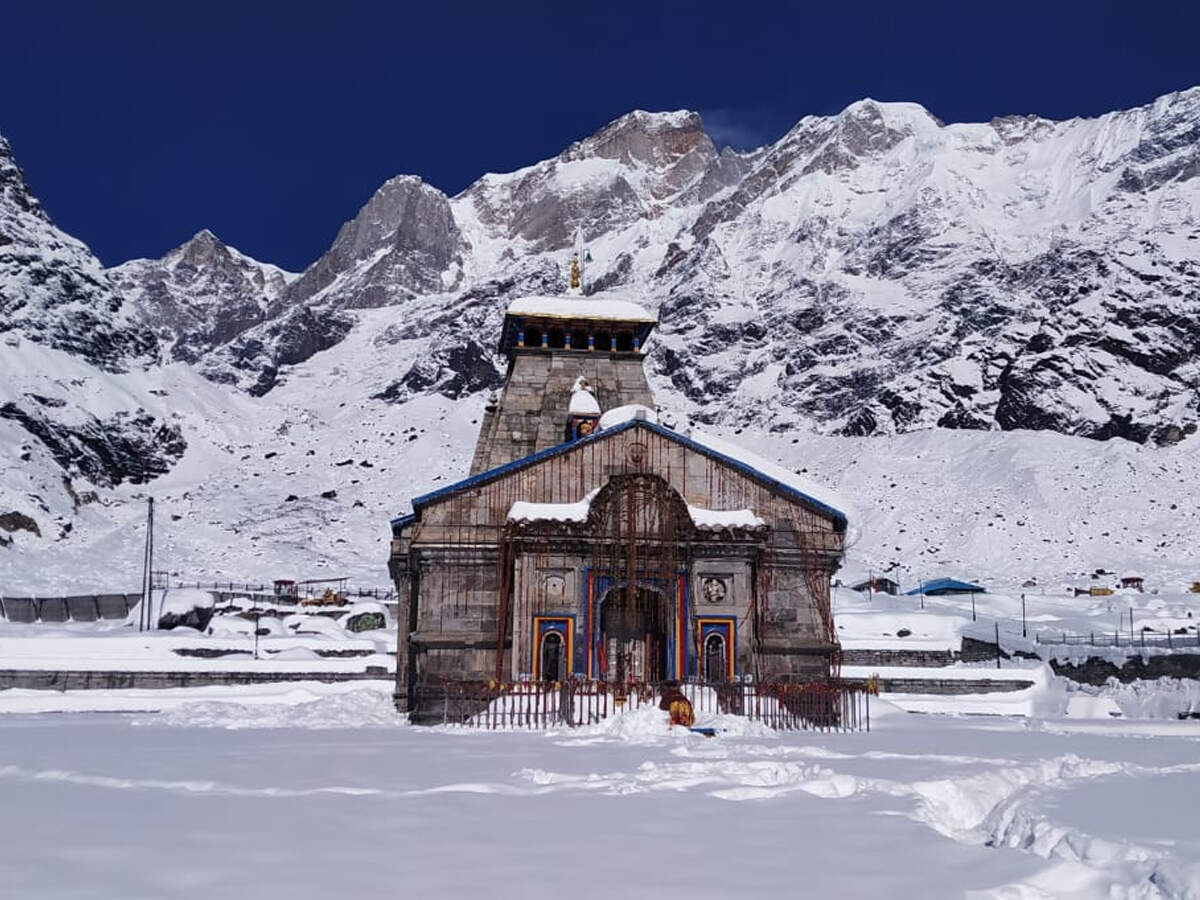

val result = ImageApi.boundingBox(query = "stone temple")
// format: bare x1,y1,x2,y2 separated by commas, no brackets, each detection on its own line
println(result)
388,280,848,720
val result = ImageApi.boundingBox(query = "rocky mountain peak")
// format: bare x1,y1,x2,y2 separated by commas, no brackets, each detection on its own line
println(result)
0,134,46,220
0,131,156,371
107,229,295,365
278,174,462,311
564,109,710,165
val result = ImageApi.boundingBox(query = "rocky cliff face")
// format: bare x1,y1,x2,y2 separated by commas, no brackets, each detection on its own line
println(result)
108,229,294,364
0,135,156,371
0,135,185,535
281,175,464,310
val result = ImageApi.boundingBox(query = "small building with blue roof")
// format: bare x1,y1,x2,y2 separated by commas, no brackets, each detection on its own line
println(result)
906,578,986,596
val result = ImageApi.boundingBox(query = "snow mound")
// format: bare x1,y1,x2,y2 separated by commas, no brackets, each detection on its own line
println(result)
558,700,777,745
282,613,348,639
597,403,658,430
142,686,402,729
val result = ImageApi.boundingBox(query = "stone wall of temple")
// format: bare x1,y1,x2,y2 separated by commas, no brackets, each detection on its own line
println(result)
394,422,846,702
469,350,654,475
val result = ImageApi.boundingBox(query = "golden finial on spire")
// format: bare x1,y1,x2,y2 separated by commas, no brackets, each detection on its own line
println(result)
570,255,581,290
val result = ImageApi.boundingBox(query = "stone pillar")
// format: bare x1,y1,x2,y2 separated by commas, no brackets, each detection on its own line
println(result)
388,552,415,713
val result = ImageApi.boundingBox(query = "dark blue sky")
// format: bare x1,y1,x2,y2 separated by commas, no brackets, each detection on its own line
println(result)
2,1,1197,271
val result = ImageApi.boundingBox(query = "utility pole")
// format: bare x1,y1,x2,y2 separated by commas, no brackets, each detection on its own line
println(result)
994,621,1001,669
139,497,155,632
1021,593,1027,638
970,590,976,622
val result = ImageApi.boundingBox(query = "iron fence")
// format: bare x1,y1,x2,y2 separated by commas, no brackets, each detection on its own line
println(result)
414,678,870,733
0,594,140,623
1037,630,1200,650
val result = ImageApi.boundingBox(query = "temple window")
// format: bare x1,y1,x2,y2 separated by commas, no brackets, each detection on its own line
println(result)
615,332,634,353
548,327,566,349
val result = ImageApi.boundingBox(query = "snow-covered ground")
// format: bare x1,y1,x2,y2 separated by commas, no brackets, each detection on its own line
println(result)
833,581,1200,650
1,686,1198,899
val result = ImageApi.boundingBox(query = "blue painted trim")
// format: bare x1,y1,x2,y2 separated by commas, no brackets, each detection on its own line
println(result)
409,420,639,512
392,419,847,529
533,613,578,677
697,616,737,679
390,512,416,532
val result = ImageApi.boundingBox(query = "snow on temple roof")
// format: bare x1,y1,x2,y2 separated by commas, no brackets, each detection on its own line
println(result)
686,506,766,530
506,295,656,323
507,489,765,531
508,489,599,524
686,428,853,527
597,404,657,429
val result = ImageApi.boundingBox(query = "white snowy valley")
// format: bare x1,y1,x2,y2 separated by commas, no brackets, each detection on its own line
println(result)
2,86,1200,899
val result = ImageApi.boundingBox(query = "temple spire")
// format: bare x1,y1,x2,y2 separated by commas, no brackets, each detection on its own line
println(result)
568,225,587,295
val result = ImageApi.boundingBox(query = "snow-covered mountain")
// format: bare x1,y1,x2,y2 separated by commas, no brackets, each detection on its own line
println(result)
1,88,1199,589
120,90,1199,444
108,229,295,364
0,134,187,553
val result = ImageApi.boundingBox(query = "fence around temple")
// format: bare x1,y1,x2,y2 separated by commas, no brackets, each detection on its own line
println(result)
412,678,870,732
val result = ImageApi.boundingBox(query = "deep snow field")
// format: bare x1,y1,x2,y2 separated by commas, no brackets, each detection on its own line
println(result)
1,685,1199,900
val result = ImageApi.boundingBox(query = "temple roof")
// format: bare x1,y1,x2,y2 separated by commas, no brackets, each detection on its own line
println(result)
391,419,849,533
505,295,656,323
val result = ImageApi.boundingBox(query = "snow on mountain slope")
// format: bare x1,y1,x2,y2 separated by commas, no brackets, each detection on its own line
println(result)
1,307,484,590
2,301,1197,593
0,134,189,557
653,90,1200,442
171,89,1198,444
2,90,1200,592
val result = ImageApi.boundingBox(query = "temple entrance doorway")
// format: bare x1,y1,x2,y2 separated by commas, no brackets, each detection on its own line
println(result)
704,633,727,682
599,586,668,683
540,631,564,682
